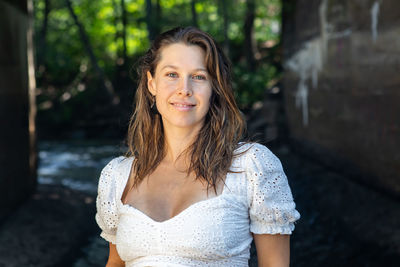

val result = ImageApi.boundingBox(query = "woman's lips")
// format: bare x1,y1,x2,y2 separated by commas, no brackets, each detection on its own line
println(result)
170,102,196,111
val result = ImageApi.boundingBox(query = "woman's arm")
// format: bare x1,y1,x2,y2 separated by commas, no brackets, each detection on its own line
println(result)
106,243,125,267
253,234,290,267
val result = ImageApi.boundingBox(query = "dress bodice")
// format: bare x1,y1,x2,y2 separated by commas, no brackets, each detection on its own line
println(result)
95,143,300,266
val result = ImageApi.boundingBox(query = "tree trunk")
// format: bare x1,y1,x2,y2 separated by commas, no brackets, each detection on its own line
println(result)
155,0,162,31
27,0,38,191
65,0,118,104
244,0,256,71
218,0,230,57
191,0,198,27
37,0,50,72
111,0,127,65
111,0,120,53
145,0,155,41
121,0,127,63
146,0,162,41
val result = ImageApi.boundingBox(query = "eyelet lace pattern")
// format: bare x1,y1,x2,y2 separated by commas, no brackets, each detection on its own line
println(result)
95,143,300,266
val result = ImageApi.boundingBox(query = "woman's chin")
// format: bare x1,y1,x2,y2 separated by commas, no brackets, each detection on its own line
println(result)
163,118,204,130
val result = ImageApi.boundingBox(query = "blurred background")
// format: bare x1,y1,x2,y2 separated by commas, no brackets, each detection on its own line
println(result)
0,0,399,266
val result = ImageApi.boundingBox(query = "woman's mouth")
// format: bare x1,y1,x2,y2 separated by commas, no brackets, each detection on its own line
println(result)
171,102,196,111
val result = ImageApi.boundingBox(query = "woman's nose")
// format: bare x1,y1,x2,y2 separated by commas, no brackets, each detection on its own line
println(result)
177,77,192,96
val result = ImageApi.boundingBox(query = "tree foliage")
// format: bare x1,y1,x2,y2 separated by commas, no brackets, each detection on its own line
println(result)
33,0,282,137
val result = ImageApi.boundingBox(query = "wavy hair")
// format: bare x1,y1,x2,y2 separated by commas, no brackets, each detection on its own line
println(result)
125,27,246,195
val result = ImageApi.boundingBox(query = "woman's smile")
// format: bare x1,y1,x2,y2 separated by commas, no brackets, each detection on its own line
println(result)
170,101,196,111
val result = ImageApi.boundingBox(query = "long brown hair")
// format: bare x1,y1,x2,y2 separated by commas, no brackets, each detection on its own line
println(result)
125,27,246,194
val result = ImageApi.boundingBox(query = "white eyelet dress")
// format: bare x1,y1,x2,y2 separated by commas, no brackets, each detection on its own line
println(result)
95,143,301,267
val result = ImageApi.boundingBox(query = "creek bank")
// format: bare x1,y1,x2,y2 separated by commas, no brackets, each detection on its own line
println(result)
0,184,98,267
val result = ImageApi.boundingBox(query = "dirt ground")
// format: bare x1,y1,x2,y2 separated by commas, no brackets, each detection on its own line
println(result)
0,185,97,267
0,145,399,267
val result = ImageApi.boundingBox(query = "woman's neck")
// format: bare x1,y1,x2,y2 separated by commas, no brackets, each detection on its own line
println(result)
162,124,202,168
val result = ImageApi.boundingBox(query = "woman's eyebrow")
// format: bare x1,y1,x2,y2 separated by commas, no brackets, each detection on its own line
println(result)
160,65,207,72
194,68,208,72
161,64,178,70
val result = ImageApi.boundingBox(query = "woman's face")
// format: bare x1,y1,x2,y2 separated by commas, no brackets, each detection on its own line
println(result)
147,43,212,132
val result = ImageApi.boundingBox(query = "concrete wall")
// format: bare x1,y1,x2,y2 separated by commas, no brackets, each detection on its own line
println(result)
0,0,36,222
282,0,400,196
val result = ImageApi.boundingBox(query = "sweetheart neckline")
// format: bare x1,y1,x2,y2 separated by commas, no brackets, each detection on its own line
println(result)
118,157,230,224
119,193,226,224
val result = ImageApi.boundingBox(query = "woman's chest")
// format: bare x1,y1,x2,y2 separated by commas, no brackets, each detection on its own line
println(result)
122,165,225,223
115,195,251,262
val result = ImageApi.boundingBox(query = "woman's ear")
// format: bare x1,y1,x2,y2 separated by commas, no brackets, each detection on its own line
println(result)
147,71,156,96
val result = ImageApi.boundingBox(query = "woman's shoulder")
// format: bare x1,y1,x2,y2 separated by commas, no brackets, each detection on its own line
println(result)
232,142,285,176
106,155,133,165
234,142,278,162
103,155,134,170
98,155,134,185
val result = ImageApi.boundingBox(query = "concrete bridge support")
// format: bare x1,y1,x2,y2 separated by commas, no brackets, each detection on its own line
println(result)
282,0,400,197
0,0,37,222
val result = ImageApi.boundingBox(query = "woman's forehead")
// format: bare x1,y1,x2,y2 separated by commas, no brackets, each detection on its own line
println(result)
156,43,207,71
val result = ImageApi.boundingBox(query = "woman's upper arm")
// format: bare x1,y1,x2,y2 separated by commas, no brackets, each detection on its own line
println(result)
253,233,290,267
244,144,299,266
106,243,125,267
95,157,122,244
245,143,300,235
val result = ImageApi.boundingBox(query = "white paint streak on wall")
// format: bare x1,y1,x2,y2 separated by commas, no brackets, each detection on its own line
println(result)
371,1,380,43
286,39,323,126
285,0,353,126
285,0,328,126
295,79,309,126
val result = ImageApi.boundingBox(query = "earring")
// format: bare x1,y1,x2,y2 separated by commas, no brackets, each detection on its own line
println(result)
150,96,158,115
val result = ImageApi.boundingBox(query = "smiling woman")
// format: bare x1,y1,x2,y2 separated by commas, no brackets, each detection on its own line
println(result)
95,27,300,267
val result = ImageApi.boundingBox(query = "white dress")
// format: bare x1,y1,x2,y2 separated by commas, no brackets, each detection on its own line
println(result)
95,143,300,267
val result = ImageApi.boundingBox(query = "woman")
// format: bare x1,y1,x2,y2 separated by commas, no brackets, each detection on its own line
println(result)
96,27,300,267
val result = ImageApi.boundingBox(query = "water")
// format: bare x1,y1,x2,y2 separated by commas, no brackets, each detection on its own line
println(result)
38,140,126,194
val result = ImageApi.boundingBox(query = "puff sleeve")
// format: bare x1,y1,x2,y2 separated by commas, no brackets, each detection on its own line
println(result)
95,157,121,244
246,143,300,235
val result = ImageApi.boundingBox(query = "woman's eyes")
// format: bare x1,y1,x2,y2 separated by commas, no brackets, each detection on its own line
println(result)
166,73,178,78
193,75,206,80
165,73,206,80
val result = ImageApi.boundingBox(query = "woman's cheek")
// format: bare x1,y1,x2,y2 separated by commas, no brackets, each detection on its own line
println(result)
165,80,179,89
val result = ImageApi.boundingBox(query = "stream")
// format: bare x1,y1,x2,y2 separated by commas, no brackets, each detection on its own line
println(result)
38,139,126,195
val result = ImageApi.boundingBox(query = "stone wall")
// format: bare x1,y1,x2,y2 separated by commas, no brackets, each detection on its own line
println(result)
0,0,36,222
282,0,400,196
